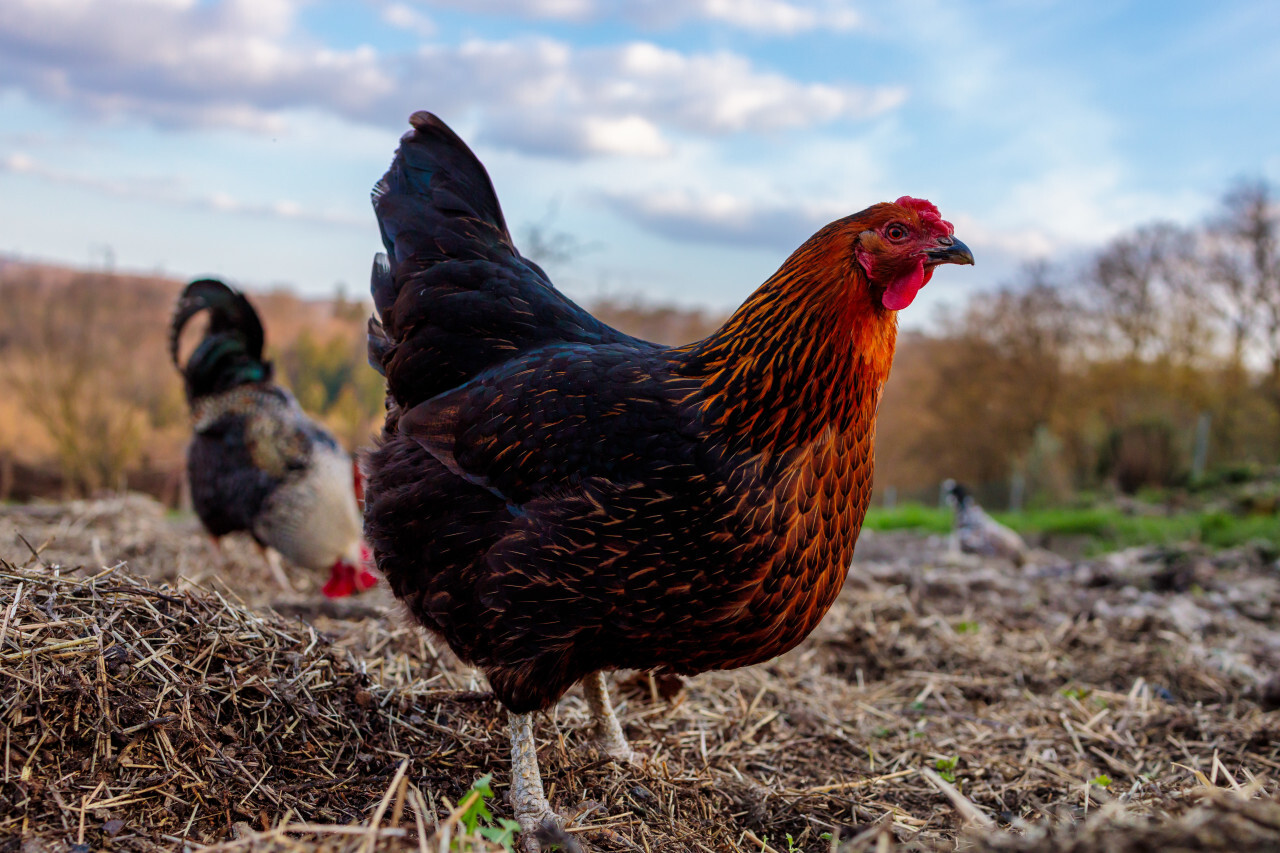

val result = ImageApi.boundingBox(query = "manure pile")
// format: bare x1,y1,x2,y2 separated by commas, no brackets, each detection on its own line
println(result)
3,498,1280,852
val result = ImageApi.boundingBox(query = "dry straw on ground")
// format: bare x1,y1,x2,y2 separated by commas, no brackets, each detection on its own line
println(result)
3,496,1280,852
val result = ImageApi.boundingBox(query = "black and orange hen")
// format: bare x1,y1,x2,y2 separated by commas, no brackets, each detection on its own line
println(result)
364,111,973,840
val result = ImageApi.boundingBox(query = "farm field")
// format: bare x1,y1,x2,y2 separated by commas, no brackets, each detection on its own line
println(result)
3,496,1280,852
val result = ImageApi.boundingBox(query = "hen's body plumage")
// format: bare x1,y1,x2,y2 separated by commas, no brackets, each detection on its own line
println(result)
171,280,374,597
366,112,972,708
366,112,973,841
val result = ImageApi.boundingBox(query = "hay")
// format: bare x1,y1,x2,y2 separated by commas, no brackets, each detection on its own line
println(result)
3,500,1280,852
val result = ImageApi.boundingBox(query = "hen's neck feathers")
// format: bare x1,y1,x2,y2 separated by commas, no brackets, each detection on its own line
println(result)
684,219,897,452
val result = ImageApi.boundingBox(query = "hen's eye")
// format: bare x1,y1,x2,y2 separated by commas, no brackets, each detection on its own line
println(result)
885,223,908,241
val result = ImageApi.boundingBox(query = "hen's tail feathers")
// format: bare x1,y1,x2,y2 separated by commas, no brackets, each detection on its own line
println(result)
368,111,638,413
372,111,510,279
367,255,393,378
170,279,272,402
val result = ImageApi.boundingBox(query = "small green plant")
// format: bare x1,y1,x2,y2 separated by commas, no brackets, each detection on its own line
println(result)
935,756,959,783
1060,686,1091,701
1091,774,1113,788
786,833,800,852
909,700,926,712
871,726,892,738
954,620,980,634
456,774,523,851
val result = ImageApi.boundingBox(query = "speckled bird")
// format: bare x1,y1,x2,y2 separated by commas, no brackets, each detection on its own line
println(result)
945,480,1029,566
170,280,377,598
363,111,974,840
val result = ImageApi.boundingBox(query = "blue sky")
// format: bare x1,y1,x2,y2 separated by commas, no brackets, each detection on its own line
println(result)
1,0,1277,321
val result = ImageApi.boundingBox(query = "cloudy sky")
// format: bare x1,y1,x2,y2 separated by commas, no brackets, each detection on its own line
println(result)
1,0,1277,319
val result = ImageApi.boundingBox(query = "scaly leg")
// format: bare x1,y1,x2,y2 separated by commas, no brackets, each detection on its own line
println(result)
508,711,556,852
582,671,635,763
260,545,294,592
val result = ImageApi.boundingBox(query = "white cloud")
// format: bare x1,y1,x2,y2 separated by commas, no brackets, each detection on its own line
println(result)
947,213,1058,261
602,187,847,249
0,0,395,130
415,0,594,22
416,39,904,156
409,0,860,34
677,0,859,34
582,115,670,157
0,150,365,227
601,183,1064,268
0,1,904,158
380,3,437,37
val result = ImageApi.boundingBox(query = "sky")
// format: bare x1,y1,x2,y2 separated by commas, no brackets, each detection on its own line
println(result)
0,0,1277,320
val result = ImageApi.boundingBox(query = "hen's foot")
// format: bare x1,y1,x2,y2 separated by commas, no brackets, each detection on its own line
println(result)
582,671,637,764
260,546,294,592
508,711,561,852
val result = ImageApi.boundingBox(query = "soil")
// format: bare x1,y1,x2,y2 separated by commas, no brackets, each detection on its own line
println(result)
3,496,1280,852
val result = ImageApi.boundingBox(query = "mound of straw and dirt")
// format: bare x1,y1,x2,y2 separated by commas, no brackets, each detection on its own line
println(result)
4,495,1280,852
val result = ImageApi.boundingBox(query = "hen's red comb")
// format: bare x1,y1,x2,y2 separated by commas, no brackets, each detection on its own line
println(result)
895,196,954,238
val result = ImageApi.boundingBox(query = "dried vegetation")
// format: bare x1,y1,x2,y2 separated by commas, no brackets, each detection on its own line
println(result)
3,497,1280,852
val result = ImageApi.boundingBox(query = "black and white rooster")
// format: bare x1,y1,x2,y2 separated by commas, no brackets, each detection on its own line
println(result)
170,279,376,597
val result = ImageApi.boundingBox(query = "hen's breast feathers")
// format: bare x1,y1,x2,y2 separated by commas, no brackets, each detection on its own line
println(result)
382,333,879,694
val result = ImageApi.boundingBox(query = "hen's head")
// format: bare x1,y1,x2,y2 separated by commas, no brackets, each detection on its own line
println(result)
851,197,974,311
322,542,379,599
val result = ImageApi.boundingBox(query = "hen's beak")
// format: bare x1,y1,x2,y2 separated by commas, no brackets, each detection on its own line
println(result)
925,236,974,266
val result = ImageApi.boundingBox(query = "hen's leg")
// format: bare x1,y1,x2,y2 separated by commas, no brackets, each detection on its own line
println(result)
259,545,294,592
508,711,555,851
582,671,635,763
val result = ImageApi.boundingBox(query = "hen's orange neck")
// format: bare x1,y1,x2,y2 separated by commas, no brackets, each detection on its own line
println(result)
686,219,899,452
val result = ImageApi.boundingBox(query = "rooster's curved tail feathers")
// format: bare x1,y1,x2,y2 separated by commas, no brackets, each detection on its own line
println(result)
170,279,272,403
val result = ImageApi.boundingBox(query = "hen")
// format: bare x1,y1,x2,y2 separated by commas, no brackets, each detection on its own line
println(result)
170,279,376,598
945,480,1029,566
364,112,973,839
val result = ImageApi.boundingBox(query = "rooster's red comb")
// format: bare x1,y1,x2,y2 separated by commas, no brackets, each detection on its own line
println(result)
895,196,954,238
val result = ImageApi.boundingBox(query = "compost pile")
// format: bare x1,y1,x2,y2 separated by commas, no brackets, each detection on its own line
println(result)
3,497,1280,852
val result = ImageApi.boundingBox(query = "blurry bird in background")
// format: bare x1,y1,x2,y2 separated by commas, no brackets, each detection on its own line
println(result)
363,111,974,844
170,279,377,598
944,479,1029,566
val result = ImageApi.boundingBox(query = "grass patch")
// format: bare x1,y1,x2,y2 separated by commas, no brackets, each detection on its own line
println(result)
863,504,953,534
864,503,1280,553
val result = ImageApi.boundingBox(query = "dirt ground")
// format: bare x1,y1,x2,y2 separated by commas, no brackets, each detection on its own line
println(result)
4,495,1280,852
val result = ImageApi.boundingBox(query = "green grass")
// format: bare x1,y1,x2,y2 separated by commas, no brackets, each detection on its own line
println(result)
864,503,1280,554
863,504,953,534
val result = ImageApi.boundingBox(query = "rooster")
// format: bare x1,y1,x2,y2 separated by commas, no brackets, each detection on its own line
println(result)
170,279,377,598
363,112,973,842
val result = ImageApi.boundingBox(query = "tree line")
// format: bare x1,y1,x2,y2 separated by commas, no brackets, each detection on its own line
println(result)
875,178,1280,506
0,177,1275,505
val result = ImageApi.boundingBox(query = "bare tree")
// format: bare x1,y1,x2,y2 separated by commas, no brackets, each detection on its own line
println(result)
1205,179,1280,449
917,267,1080,493
1093,229,1162,360
1091,222,1206,365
